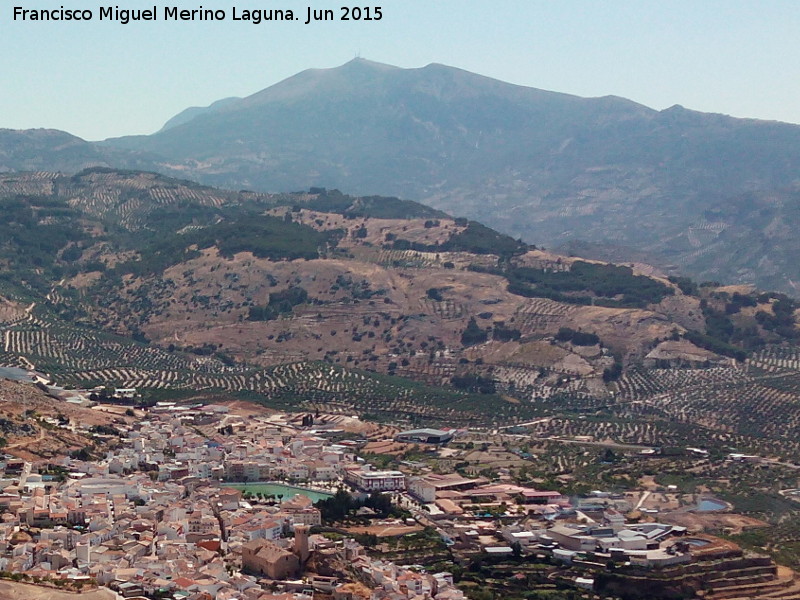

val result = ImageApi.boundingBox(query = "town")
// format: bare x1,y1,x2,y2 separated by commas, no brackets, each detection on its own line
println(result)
0,386,796,600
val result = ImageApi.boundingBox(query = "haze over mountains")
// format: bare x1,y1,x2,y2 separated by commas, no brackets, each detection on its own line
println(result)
4,58,800,293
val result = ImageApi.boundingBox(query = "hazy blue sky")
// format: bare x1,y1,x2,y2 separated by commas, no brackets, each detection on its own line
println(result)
3,0,799,140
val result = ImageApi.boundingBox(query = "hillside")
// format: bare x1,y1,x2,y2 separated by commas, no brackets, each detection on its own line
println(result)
0,129,109,173
1,170,800,455
0,378,123,461
0,129,152,174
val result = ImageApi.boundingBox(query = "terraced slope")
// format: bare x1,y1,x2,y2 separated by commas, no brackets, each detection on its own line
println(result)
0,168,799,452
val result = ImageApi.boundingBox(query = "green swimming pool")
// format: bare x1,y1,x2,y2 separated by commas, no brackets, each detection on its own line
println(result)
223,482,334,503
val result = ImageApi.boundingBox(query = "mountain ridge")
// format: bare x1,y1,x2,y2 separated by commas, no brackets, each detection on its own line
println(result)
158,96,242,132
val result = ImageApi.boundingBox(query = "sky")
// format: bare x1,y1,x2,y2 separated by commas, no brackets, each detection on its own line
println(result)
2,0,799,141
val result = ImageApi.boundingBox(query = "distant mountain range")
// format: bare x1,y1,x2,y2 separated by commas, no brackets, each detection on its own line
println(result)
4,58,800,293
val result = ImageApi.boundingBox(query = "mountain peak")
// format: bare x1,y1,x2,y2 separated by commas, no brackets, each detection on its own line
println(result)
340,57,398,70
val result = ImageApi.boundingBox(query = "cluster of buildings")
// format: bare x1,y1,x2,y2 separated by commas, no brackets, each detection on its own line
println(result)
406,475,568,517
0,392,772,600
241,528,467,600
0,404,471,600
82,403,369,485
507,512,696,568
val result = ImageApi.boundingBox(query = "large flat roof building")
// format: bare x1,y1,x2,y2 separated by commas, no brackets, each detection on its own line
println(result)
408,473,487,503
394,428,454,445
344,469,406,492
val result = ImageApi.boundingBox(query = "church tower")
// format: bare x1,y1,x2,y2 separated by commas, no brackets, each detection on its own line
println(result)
294,524,310,565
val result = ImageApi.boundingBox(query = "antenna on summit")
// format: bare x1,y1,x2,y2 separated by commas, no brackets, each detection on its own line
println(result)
355,50,361,59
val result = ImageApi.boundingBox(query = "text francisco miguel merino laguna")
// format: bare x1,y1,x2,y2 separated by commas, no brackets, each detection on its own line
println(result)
12,5,384,24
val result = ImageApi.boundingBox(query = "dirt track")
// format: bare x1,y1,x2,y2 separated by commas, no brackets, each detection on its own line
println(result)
660,511,767,534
